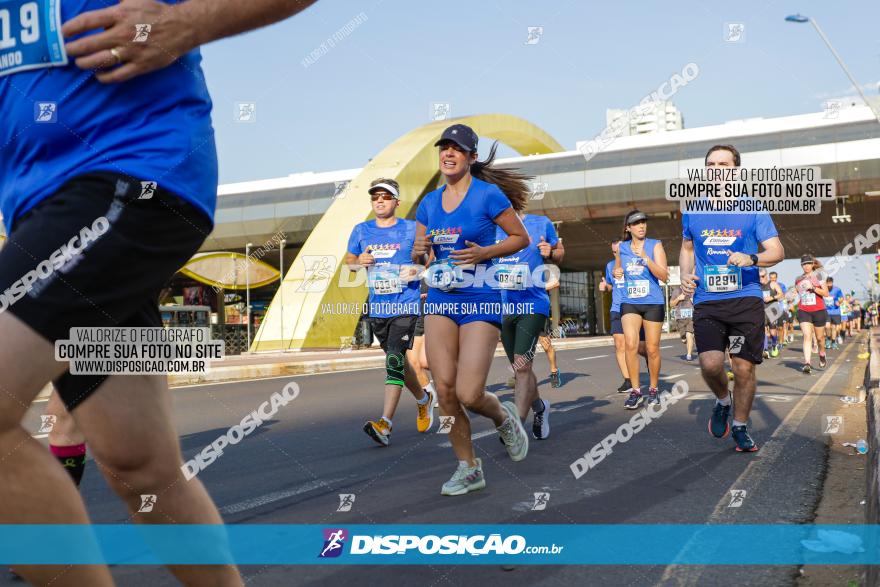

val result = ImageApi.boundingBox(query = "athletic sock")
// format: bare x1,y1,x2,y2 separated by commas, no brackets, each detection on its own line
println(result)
531,398,546,414
416,392,429,405
716,395,731,406
50,443,87,486
732,419,746,428
426,381,436,395
380,416,392,428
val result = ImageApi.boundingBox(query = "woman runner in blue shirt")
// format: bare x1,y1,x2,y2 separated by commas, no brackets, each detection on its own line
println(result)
413,124,531,496
613,210,668,409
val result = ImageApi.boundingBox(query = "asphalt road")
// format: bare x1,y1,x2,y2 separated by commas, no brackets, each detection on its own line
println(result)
10,333,869,587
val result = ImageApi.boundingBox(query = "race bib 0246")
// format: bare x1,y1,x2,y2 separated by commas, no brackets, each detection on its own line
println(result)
704,265,741,293
0,0,67,77
625,280,649,299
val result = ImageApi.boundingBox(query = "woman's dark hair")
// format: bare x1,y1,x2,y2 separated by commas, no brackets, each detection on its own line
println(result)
621,209,645,241
705,144,741,166
470,142,531,212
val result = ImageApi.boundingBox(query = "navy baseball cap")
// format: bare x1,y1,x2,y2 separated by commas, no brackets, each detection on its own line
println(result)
434,124,479,152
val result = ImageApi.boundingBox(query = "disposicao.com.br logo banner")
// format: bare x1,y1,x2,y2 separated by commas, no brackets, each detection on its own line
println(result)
1,525,879,565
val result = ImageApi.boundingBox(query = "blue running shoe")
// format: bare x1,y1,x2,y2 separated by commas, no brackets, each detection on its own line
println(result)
731,425,758,452
647,387,661,405
708,401,731,438
624,389,644,410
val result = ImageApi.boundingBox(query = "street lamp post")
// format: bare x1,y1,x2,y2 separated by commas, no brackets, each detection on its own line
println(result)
279,238,287,352
785,14,880,124
245,242,252,351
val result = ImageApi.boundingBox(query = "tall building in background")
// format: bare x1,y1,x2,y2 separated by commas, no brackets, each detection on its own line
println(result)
606,100,683,135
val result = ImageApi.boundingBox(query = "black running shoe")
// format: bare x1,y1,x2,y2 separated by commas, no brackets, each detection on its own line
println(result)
708,402,731,438
731,424,758,452
617,380,631,393
550,370,561,388
818,354,827,369
624,390,644,410
802,363,811,374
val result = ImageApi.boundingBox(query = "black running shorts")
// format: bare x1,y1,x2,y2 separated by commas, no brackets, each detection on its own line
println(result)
828,313,842,325
797,308,828,326
0,173,212,410
370,315,417,354
693,297,765,364
620,303,664,322
501,313,548,363
413,313,425,337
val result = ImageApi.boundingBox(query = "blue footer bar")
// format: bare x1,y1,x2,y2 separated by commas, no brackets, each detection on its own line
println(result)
1,525,877,565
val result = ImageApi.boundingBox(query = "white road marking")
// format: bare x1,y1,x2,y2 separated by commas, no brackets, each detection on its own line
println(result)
661,373,685,380
552,401,594,413
660,341,857,585
576,355,608,361
219,477,347,515
32,433,48,439
660,345,673,349
438,429,496,448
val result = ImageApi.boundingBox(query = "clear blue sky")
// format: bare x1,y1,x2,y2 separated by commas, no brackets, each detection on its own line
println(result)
200,0,880,298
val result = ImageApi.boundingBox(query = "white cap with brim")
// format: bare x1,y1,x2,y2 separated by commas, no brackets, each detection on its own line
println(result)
368,182,400,199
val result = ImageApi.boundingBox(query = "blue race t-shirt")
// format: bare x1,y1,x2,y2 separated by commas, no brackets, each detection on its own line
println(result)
0,0,217,230
619,238,664,305
416,177,511,297
347,218,420,318
605,260,625,313
495,214,557,317
682,212,778,305
824,286,844,315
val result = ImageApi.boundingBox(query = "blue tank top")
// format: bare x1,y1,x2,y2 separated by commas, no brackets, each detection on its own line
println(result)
619,238,664,305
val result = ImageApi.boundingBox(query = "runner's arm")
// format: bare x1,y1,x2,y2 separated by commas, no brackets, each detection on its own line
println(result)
754,236,785,267
771,282,784,301
550,239,565,264
64,0,319,83
643,242,669,282
679,238,698,294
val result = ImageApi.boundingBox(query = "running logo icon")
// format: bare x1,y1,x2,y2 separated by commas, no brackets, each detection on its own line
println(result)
139,181,157,200
138,494,157,513
437,416,455,434
236,102,257,123
531,492,550,511
38,415,56,434
35,102,57,123
337,494,355,512
333,181,349,200
728,336,745,354
727,490,746,508
530,181,549,201
298,256,336,293
525,26,544,45
823,415,843,435
724,22,745,42
133,24,152,42
430,102,451,121
319,529,348,558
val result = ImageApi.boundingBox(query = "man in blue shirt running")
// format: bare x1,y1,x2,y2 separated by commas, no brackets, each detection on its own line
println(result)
0,2,316,585
679,145,785,453
823,277,844,349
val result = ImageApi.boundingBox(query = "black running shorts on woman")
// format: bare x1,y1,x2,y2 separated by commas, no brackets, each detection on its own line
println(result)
693,297,765,364
370,315,417,386
0,173,212,410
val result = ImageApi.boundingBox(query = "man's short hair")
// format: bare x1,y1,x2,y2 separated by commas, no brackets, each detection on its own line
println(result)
705,144,741,166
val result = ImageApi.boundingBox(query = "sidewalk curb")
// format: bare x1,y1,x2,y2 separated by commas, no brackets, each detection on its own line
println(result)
168,333,681,387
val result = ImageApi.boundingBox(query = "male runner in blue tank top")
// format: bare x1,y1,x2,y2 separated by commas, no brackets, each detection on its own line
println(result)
496,212,562,440
0,2,316,584
679,145,785,452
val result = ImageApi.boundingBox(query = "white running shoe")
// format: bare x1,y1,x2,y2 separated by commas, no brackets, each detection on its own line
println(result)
497,401,529,461
440,458,485,496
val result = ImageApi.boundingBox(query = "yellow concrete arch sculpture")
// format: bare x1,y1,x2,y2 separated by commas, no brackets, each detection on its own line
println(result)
252,114,564,351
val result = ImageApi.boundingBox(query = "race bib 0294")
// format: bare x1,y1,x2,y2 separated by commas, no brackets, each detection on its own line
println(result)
0,0,67,77
704,265,741,293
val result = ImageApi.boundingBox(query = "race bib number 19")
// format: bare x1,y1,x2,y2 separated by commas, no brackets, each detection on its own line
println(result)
704,265,741,293
0,0,67,77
